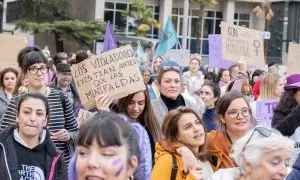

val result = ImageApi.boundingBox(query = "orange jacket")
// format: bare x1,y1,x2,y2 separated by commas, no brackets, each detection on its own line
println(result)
207,130,235,168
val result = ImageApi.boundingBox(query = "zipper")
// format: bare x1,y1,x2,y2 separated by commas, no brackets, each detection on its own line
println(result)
48,153,63,180
0,143,12,180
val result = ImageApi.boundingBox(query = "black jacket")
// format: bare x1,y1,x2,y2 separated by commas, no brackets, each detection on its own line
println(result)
286,154,300,180
0,126,67,180
272,104,300,136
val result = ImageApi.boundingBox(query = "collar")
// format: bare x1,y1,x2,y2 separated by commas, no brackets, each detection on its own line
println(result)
13,128,47,148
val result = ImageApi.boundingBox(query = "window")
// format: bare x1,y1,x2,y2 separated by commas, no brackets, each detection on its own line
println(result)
171,8,222,55
6,1,22,23
234,13,251,28
104,1,159,39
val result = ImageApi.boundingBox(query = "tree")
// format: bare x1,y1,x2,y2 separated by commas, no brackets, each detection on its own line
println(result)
190,0,217,53
122,0,160,37
14,0,106,52
252,0,274,56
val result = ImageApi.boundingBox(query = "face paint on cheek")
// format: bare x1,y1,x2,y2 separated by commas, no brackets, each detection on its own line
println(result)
112,158,121,166
115,164,124,177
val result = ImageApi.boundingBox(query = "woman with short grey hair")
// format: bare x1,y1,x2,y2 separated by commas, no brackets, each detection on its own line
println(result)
211,126,294,180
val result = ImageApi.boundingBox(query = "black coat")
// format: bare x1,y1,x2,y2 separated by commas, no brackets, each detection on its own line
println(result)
272,104,300,136
0,126,67,180
286,154,300,180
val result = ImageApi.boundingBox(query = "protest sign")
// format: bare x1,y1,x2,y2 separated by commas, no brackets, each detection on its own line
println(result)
71,44,146,109
287,43,300,75
209,34,235,68
76,109,96,127
0,34,28,68
221,22,265,68
167,49,190,67
231,72,247,91
255,100,278,129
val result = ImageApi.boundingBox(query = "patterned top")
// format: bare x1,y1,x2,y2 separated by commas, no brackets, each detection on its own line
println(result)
0,88,78,165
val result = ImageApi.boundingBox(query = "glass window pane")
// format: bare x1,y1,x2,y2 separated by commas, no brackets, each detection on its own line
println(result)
203,19,214,38
215,19,222,34
190,39,198,54
155,14,159,21
234,21,237,25
155,6,160,13
240,13,250,20
191,18,199,38
180,8,184,15
202,40,209,55
234,13,238,19
115,11,127,32
171,16,178,32
105,2,114,9
207,11,214,17
128,17,137,33
116,3,127,10
216,11,223,18
239,21,250,28
104,11,114,23
6,1,22,23
179,17,183,35
172,8,178,15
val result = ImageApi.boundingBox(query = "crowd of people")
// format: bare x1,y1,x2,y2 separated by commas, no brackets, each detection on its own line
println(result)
0,45,299,180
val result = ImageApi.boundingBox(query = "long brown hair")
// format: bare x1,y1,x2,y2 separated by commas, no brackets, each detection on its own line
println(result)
118,89,161,142
161,106,210,161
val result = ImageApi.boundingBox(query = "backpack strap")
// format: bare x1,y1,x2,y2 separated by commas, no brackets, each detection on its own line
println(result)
171,154,178,180
59,91,67,113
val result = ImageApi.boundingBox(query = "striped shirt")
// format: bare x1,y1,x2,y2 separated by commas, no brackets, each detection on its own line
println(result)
0,88,79,165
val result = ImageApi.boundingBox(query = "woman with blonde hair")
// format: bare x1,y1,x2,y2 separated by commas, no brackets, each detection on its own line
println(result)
251,73,284,127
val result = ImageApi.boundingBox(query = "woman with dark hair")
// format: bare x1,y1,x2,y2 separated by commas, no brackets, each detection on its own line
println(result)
250,69,264,87
195,82,220,131
204,72,218,84
272,74,300,137
0,67,18,118
218,68,230,88
68,112,139,180
152,107,221,179
0,49,78,165
0,93,67,179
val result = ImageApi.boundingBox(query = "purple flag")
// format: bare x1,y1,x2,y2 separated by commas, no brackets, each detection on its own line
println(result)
103,21,118,52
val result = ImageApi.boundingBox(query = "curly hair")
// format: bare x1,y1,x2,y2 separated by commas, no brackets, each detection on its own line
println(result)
274,89,298,115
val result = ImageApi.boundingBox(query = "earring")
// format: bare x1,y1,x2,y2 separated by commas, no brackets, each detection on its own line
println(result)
128,175,134,180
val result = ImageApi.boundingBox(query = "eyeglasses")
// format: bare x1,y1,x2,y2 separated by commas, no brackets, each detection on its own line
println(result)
226,108,250,119
161,65,181,72
27,66,49,75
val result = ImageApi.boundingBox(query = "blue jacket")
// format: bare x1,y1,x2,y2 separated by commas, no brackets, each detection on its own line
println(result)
286,154,300,180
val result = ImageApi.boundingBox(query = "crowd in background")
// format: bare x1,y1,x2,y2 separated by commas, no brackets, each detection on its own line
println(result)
0,45,299,180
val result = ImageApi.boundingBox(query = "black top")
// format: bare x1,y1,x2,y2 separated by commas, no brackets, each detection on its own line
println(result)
14,137,47,179
160,94,185,111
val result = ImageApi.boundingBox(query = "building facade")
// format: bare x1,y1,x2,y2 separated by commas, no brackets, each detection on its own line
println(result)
3,0,292,63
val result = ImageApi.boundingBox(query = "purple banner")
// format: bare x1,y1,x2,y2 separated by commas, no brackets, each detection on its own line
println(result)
208,34,256,69
209,34,235,68
256,100,279,129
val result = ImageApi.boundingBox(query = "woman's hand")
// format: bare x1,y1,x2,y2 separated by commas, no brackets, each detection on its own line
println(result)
95,94,113,112
50,129,70,142
189,165,203,180
176,146,198,173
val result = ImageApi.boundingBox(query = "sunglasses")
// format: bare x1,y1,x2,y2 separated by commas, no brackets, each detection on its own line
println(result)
161,65,181,72
233,126,281,166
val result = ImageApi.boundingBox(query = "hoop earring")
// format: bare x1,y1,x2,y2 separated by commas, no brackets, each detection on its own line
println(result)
128,175,134,180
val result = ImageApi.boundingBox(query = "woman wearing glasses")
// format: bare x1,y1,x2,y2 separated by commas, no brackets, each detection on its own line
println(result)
211,127,293,180
151,61,202,126
0,50,78,165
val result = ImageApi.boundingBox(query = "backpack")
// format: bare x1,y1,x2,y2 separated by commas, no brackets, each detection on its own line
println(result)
171,154,178,180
